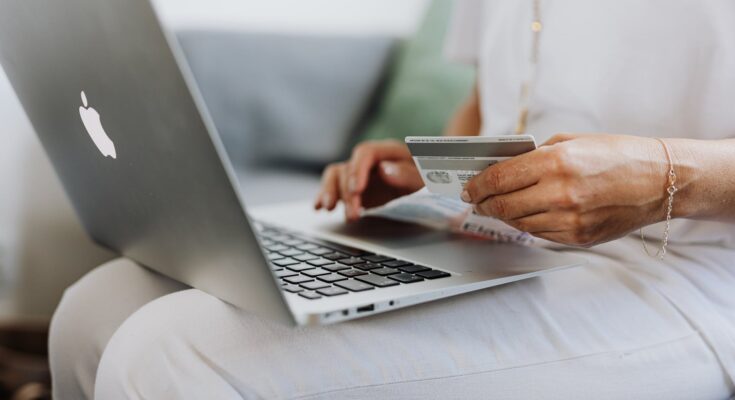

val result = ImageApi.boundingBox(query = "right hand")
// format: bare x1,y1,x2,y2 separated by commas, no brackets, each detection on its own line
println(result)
314,140,424,221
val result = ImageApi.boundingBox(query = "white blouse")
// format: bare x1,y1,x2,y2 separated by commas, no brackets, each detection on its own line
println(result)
445,0,735,248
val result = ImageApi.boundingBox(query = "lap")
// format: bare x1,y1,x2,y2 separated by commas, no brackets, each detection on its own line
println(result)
93,239,735,399
49,258,187,399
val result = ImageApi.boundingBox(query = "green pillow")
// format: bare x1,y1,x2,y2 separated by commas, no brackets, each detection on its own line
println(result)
359,0,475,142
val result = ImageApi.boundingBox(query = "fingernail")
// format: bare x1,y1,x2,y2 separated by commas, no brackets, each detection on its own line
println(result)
321,193,332,207
382,162,397,176
460,190,471,203
348,176,358,193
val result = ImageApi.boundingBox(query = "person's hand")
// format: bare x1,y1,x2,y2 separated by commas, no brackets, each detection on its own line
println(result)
462,133,672,247
314,140,424,221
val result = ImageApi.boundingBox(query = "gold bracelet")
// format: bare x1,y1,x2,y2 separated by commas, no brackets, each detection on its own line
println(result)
640,138,678,260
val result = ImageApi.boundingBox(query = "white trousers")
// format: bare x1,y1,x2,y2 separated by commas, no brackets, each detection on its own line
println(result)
49,236,735,399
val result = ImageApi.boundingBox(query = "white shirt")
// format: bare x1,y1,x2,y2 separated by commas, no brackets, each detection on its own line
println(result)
445,0,735,248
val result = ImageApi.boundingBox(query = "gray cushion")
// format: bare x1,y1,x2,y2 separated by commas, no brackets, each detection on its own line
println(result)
176,30,395,167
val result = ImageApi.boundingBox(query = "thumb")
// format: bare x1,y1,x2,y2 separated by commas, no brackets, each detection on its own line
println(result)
541,132,583,146
378,161,423,190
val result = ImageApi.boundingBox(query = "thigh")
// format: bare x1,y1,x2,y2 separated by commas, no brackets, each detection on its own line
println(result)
49,258,187,400
95,249,733,399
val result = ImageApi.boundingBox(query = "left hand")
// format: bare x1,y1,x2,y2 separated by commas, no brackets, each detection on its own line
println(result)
461,133,671,247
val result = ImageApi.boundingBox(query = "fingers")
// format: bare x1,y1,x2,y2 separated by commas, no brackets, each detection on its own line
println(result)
338,164,361,221
531,231,594,248
472,182,555,220
346,140,412,196
506,211,602,248
541,132,584,146
504,211,576,233
462,148,549,204
316,140,414,218
378,160,423,191
314,163,342,211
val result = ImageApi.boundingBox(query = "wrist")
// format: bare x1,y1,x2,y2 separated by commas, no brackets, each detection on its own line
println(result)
664,138,707,219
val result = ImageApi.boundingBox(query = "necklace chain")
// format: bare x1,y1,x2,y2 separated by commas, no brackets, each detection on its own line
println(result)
515,0,543,135
520,1,676,258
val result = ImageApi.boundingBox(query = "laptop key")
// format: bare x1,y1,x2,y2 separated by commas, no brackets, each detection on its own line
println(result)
317,287,349,297
354,262,381,271
416,270,451,279
306,258,334,267
283,275,314,284
338,257,364,266
339,269,367,277
303,268,330,277
389,273,424,283
274,269,298,279
371,267,400,276
308,248,333,256
318,273,347,283
356,274,400,288
322,263,349,272
299,291,322,300
362,255,394,263
306,238,372,257
267,253,285,261
323,252,348,261
264,244,289,252
382,260,412,268
301,281,330,290
335,279,374,292
284,239,304,246
285,263,316,272
398,265,430,273
296,243,318,251
279,249,303,257
270,234,291,242
282,284,304,293
272,258,299,267
294,253,317,262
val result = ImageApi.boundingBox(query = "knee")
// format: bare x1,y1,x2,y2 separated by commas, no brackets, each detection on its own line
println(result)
49,258,132,399
94,289,262,399
50,258,186,399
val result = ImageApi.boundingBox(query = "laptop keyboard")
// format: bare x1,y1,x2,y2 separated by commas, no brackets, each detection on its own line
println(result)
256,224,451,301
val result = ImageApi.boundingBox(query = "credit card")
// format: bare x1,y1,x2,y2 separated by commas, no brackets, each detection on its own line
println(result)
405,135,537,198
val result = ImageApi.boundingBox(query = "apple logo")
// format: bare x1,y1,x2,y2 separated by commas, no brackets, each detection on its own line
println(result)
79,90,116,159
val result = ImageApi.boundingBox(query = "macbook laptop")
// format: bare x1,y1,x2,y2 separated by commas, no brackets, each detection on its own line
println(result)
0,0,585,325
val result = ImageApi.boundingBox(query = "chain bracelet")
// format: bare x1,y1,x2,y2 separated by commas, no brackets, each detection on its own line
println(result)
640,138,678,260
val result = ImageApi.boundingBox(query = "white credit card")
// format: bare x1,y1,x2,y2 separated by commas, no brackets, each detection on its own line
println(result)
405,135,537,198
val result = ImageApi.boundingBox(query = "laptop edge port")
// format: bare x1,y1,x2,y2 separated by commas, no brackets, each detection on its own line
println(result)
356,304,375,313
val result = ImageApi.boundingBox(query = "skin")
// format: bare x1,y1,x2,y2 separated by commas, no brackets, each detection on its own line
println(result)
313,83,482,220
315,83,735,247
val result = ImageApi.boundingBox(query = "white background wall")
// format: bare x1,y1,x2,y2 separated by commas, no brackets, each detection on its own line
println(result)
154,0,427,36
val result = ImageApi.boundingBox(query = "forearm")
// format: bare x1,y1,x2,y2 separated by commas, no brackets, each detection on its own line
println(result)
670,138,735,221
444,83,481,136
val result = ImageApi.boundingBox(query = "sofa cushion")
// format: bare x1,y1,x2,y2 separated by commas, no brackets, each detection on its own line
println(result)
359,0,475,142
176,31,395,168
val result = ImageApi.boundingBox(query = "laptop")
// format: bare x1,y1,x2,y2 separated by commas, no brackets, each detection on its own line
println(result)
0,0,585,325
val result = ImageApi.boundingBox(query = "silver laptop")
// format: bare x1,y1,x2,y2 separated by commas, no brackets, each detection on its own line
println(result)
0,0,585,325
